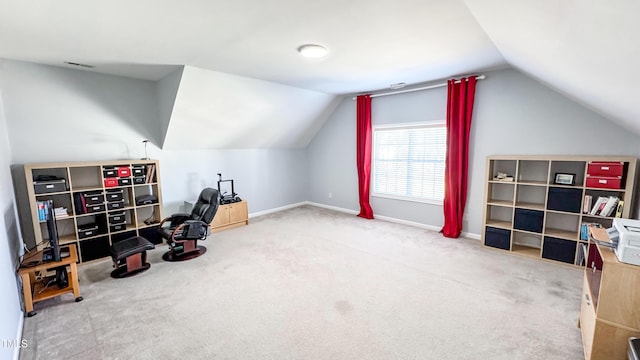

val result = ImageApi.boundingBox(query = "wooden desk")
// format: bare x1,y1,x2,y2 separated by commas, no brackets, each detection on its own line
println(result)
18,246,83,317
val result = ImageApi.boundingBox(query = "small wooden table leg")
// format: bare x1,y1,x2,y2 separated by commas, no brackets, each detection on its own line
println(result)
20,272,34,314
69,262,81,298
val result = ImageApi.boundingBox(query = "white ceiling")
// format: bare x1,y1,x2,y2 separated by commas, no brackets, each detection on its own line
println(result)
464,0,640,135
1,0,639,145
0,0,504,93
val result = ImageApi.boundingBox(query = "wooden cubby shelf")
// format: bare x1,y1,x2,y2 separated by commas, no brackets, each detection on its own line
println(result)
20,160,164,263
482,155,637,266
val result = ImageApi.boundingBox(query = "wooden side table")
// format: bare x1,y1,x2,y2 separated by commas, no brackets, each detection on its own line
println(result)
18,245,83,317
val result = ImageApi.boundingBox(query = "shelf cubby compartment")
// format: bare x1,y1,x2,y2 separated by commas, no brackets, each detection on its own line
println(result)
111,230,138,244
487,182,514,206
517,160,549,184
512,231,542,258
547,186,582,214
69,166,102,190
514,208,544,233
485,205,513,230
488,159,517,181
79,236,111,262
139,225,163,244
484,226,511,250
542,236,577,264
544,212,579,241
135,204,161,228
549,160,586,186
76,213,107,240
34,193,73,217
133,183,159,198
39,217,76,245
31,167,69,189
515,184,546,210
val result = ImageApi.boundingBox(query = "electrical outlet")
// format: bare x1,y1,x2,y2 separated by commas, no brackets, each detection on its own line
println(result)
328,192,333,198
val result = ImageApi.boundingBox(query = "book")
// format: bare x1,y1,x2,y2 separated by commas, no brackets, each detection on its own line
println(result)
577,243,587,267
145,164,155,183
615,200,624,218
54,207,69,218
582,195,592,214
600,196,618,217
37,201,45,221
590,196,608,215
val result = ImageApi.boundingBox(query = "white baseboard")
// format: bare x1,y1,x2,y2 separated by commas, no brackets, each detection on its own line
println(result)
304,201,358,215
461,232,481,240
373,213,442,232
13,312,24,360
248,202,307,218
305,202,481,240
247,201,482,240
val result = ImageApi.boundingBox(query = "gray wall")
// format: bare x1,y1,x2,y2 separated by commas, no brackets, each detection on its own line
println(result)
0,75,23,360
0,60,309,216
159,148,308,215
307,68,640,235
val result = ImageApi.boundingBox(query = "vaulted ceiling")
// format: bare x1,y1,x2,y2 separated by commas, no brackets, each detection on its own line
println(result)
0,0,638,148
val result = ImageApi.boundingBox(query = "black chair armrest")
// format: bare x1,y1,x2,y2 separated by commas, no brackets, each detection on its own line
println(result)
159,213,192,229
171,220,209,243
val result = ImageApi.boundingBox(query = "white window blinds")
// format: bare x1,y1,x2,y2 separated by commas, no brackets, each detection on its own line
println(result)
372,123,446,202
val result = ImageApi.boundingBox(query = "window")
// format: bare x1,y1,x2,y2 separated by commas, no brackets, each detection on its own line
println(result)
372,122,446,203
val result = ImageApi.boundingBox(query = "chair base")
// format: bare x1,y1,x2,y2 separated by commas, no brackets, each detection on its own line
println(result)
162,245,207,262
110,263,151,279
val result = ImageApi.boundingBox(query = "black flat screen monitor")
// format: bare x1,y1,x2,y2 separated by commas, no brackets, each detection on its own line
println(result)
45,200,61,262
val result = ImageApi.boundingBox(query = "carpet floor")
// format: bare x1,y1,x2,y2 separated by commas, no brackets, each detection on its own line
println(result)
20,205,584,359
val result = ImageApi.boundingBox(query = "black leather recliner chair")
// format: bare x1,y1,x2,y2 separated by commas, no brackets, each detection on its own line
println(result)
159,188,219,261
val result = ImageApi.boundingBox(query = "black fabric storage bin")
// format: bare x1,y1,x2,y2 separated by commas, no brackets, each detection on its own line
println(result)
514,208,544,233
542,237,576,264
80,236,111,261
485,227,510,250
547,187,582,213
139,226,163,245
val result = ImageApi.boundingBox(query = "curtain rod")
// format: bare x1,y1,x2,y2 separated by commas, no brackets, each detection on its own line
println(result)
351,74,486,100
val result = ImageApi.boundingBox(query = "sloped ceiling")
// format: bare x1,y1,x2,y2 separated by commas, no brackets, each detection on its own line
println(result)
464,0,640,134
0,0,638,146
163,66,339,149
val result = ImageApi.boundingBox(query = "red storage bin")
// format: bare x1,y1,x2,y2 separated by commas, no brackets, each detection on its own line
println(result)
586,176,622,189
117,166,131,177
104,178,118,188
587,161,624,177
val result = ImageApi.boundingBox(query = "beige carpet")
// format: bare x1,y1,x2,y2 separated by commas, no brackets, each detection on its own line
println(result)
20,205,584,360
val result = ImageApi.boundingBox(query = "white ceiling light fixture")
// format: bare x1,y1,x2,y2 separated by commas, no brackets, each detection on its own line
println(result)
297,44,328,59
390,82,407,90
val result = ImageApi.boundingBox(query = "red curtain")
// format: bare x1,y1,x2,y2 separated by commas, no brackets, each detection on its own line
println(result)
356,94,374,219
441,77,477,238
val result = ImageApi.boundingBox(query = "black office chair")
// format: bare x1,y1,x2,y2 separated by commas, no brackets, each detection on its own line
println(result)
159,188,219,261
